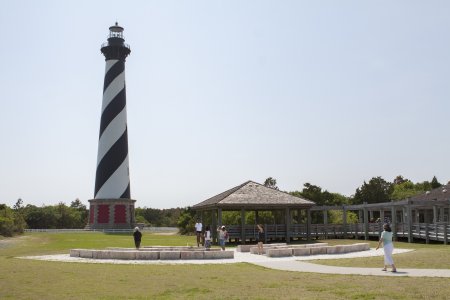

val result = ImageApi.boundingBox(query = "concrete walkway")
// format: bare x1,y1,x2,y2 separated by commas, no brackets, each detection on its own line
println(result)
254,260,450,278
19,248,450,278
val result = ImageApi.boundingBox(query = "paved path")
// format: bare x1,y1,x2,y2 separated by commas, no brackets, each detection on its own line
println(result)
254,260,450,278
19,248,450,278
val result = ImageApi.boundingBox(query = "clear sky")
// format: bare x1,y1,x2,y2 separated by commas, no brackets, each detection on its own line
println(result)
1,1,449,209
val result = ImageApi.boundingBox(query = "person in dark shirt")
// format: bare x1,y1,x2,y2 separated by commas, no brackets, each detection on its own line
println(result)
133,227,142,249
256,224,264,255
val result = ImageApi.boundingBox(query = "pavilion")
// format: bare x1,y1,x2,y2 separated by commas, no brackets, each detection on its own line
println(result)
192,180,315,243
193,181,450,245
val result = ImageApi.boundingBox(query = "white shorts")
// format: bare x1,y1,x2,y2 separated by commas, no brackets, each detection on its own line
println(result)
383,242,394,265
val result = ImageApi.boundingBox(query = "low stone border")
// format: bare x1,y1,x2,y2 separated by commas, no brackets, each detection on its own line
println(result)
249,243,329,254
265,243,370,258
70,248,234,260
108,247,221,252
71,243,369,260
236,243,287,252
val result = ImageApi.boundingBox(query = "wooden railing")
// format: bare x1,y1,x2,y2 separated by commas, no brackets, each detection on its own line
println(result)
226,224,289,241
224,222,450,244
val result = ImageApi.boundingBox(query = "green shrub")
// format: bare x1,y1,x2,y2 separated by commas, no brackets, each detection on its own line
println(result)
177,207,196,235
0,205,25,237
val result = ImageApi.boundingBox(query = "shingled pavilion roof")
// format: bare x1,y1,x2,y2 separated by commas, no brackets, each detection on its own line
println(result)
408,184,449,202
192,180,315,210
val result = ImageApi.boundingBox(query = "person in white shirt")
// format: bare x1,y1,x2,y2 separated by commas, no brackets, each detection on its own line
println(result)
204,226,211,250
194,219,203,247
376,223,397,272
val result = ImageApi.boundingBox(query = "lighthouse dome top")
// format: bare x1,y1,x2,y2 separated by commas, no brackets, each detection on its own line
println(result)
108,22,124,39
109,22,124,33
101,22,130,61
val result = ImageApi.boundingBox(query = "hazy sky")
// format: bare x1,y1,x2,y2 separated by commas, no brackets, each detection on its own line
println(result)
1,1,449,209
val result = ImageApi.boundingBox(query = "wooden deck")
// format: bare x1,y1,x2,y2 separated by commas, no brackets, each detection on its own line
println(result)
225,222,450,244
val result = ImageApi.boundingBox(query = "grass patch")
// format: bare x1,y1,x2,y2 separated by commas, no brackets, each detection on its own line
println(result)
308,239,450,269
1,233,450,299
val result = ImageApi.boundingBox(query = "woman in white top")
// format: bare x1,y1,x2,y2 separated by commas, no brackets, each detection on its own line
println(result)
376,223,397,272
204,226,211,250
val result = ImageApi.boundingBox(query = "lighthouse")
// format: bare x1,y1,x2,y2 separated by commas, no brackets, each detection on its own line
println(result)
88,23,136,229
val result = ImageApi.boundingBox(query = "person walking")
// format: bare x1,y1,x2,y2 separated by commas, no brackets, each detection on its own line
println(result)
133,227,142,249
204,225,211,250
195,219,203,247
217,225,228,251
256,224,265,255
376,223,397,272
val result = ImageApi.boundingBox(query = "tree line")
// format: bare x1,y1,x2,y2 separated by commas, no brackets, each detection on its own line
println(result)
0,199,184,236
0,198,89,236
135,207,183,227
284,175,445,206
269,175,445,225
1,175,446,236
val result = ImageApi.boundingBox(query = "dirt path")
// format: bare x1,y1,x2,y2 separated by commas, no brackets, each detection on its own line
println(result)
0,235,30,249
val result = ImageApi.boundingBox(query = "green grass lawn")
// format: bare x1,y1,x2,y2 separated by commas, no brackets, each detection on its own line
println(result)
305,239,450,270
1,233,450,299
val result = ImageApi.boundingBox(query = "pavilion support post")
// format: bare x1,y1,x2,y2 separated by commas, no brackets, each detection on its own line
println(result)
218,208,223,243
448,200,450,222
363,202,369,240
285,208,291,243
440,208,445,222
444,222,448,245
407,199,413,243
342,207,347,239
212,209,217,244
433,205,438,223
448,200,450,245
218,208,222,227
264,223,268,243
306,208,311,241
391,204,397,241
358,209,363,239
369,210,374,222
241,209,246,244
424,209,432,223
402,207,406,224
323,209,328,239
379,210,384,237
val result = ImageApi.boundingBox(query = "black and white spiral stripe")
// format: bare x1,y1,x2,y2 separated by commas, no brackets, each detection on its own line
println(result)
94,59,130,199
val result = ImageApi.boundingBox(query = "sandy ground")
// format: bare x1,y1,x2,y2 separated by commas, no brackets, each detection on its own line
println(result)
0,235,30,249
